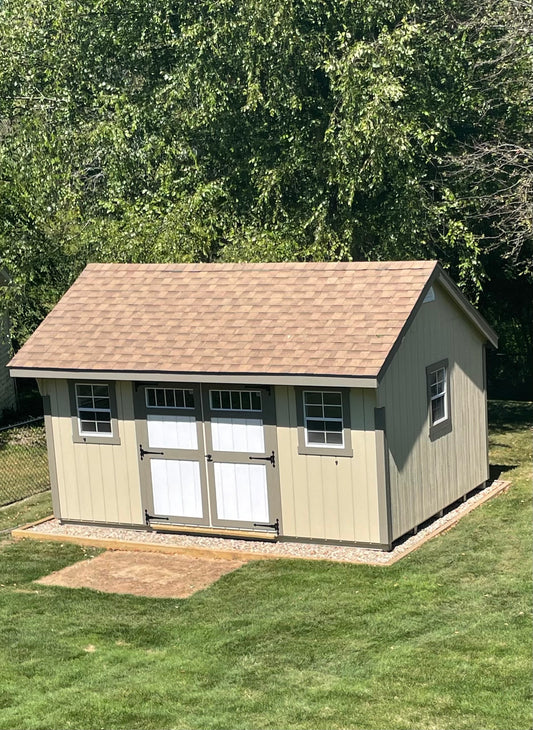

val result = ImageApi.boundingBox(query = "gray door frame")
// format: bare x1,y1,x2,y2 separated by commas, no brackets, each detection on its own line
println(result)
135,381,282,534
201,384,282,534
134,382,210,526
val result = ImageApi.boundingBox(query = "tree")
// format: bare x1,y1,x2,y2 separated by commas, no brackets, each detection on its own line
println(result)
0,0,531,394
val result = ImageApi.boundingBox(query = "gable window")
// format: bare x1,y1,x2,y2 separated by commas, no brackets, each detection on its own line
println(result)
295,388,353,457
426,360,452,440
69,381,120,444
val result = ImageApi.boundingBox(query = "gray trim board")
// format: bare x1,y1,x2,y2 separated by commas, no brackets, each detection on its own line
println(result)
8,368,378,389
42,394,62,519
374,407,392,550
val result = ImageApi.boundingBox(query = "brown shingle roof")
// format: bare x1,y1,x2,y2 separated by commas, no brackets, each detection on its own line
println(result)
9,261,439,378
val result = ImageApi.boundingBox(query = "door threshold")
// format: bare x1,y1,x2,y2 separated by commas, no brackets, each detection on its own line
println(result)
149,523,278,542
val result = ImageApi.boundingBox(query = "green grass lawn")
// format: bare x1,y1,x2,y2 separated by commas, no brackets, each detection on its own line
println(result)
0,423,49,507
0,402,531,730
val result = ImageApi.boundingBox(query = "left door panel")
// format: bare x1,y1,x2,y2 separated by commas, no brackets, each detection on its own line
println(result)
134,384,210,526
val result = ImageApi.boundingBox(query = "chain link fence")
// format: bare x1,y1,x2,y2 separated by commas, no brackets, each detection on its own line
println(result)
0,417,50,507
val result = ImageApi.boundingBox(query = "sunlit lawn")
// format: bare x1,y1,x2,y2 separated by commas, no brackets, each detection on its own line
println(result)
0,401,530,729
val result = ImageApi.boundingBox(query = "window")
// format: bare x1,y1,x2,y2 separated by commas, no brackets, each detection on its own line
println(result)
76,383,112,435
303,391,344,446
295,388,353,457
429,367,447,424
69,381,120,444
146,387,194,409
210,389,262,412
426,360,452,440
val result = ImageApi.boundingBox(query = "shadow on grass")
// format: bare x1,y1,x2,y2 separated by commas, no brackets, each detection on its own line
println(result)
488,400,533,429
489,463,518,481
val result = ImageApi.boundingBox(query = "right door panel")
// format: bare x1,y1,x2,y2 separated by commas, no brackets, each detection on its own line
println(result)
204,385,281,533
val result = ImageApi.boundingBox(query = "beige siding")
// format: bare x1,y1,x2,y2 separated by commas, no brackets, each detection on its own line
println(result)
41,379,144,525
0,312,16,415
275,386,383,545
378,281,489,541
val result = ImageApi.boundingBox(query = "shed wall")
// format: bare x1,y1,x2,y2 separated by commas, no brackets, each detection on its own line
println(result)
275,386,383,545
41,379,143,525
378,282,489,541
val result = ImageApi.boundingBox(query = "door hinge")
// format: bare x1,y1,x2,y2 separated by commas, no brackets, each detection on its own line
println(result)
249,450,275,467
253,517,280,535
145,509,170,525
139,444,164,460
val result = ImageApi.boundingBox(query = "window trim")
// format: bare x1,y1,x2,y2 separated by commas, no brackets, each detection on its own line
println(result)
69,381,121,445
209,388,263,413
295,387,353,457
145,386,195,410
426,359,452,441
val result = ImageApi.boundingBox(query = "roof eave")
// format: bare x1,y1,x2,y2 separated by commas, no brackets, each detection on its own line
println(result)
8,367,379,389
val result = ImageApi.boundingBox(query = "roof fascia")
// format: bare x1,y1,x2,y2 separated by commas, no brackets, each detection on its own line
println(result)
434,264,498,347
9,368,378,389
377,263,498,384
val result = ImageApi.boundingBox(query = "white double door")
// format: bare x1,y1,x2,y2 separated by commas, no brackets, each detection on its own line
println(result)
136,384,279,532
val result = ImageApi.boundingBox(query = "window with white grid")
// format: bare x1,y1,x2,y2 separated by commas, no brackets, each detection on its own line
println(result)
75,383,113,435
426,359,452,440
428,366,447,425
303,391,344,447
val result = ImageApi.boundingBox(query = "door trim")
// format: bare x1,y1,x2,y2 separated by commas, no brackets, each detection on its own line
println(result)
134,382,210,526
202,384,282,533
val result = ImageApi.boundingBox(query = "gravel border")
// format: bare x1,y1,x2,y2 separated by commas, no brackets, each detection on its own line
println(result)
20,480,510,566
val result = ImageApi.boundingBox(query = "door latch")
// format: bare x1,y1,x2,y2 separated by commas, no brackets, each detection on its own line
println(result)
139,444,164,461
249,450,275,467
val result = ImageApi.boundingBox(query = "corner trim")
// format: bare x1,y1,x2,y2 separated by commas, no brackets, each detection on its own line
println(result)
374,407,392,549
42,394,62,519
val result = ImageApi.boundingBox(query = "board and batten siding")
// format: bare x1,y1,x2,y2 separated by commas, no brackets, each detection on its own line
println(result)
378,281,489,541
275,386,384,545
39,379,144,525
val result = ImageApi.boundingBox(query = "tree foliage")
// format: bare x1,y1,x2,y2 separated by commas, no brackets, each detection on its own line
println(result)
0,0,531,394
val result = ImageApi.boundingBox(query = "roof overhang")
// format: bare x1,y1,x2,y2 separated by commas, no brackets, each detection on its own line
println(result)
434,267,498,348
9,368,378,389
377,263,498,383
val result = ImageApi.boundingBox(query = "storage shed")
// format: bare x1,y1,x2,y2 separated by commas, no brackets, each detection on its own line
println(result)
8,261,497,549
